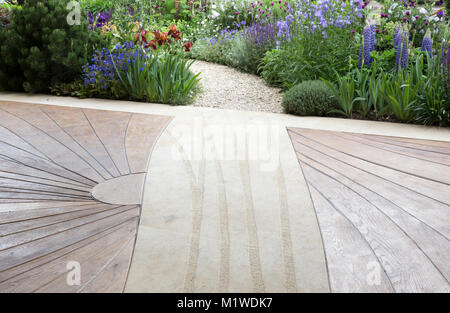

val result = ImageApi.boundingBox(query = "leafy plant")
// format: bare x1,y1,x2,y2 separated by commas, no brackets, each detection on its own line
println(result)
411,52,450,126
354,68,371,118
323,73,363,118
109,46,200,105
381,71,419,122
368,71,389,118
282,80,338,116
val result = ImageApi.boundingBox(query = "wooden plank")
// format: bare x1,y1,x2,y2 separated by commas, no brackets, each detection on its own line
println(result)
0,107,102,185
297,151,450,281
0,218,137,284
125,114,172,173
0,101,172,292
42,106,121,178
0,219,136,292
0,206,135,251
292,139,450,238
289,130,450,204
337,132,450,166
295,128,450,184
307,185,393,292
0,207,139,272
83,109,132,176
79,236,135,293
0,203,113,236
302,162,450,292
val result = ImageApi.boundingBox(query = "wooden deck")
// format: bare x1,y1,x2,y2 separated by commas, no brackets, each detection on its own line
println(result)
0,101,171,293
288,127,450,292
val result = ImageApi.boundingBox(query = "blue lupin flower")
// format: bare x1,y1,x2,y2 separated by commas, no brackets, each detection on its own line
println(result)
400,31,409,69
360,25,375,68
394,27,403,69
421,29,432,56
358,35,363,69
394,27,400,49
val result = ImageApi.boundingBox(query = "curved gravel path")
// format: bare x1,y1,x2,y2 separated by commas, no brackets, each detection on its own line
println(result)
190,60,284,114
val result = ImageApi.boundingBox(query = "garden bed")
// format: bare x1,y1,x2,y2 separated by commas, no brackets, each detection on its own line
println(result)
0,0,448,125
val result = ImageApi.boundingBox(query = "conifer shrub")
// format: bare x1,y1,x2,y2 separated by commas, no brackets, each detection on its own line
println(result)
0,0,106,92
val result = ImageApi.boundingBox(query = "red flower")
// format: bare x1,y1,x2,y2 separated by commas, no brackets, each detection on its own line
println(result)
183,41,193,52
152,31,169,46
145,40,157,50
135,29,148,45
168,24,182,40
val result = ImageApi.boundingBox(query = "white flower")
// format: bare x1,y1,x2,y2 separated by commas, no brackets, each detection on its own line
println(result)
211,10,219,18
419,8,428,15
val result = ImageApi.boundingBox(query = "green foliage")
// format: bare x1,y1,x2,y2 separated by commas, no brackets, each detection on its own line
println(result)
411,53,450,126
260,48,291,88
381,71,419,122
322,73,362,118
354,68,371,118
368,71,389,118
0,0,106,93
113,51,201,105
282,80,338,116
227,35,273,74
260,27,357,89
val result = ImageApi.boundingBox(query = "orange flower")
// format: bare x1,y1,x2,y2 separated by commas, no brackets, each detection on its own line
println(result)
153,31,169,46
169,24,177,32
135,29,148,44
168,24,181,40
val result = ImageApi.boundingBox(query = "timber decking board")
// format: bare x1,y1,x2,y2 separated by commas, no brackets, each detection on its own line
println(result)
0,100,172,293
288,127,450,293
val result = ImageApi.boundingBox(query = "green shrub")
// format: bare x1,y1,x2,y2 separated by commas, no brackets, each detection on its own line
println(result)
260,27,358,90
282,80,338,116
0,0,106,93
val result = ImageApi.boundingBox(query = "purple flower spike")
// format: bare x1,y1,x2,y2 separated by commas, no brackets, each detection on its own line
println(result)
421,29,432,56
400,31,409,69
394,28,403,69
360,25,376,68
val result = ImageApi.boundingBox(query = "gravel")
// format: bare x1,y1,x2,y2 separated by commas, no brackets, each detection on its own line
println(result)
189,60,284,114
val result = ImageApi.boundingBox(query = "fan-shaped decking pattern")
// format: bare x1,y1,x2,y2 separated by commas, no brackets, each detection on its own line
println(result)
0,101,171,293
288,127,450,292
